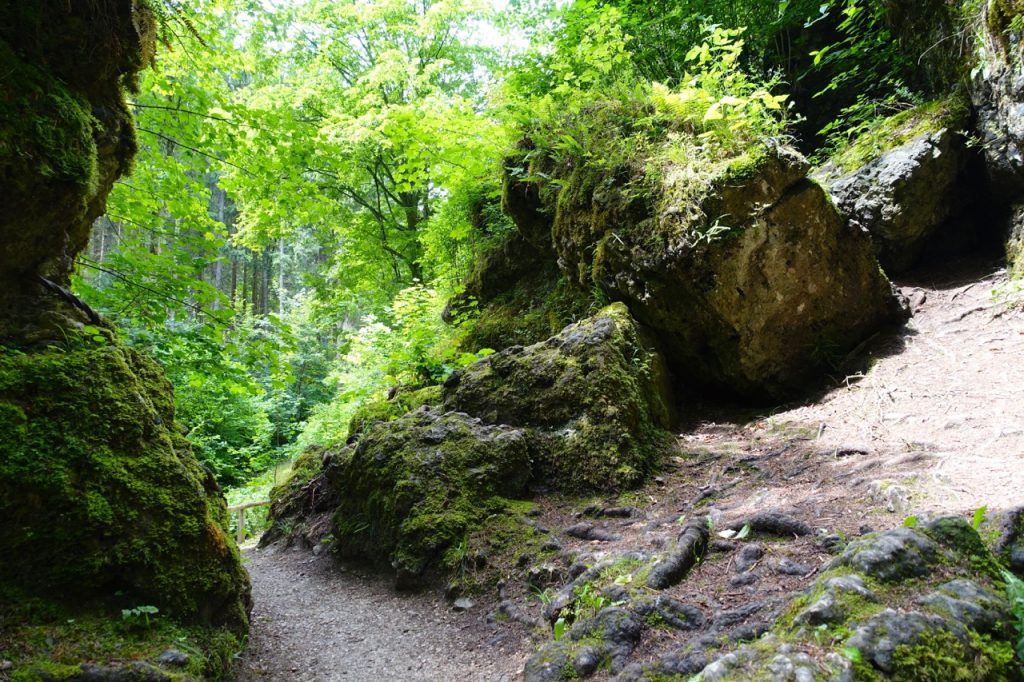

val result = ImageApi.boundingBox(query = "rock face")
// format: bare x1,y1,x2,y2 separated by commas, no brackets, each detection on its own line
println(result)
973,2,1024,273
289,305,674,584
530,145,903,400
0,0,250,644
327,408,534,586
0,1,154,341
973,3,1024,202
817,113,970,273
446,234,592,352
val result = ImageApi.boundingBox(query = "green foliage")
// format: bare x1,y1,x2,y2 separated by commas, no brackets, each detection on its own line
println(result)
804,0,964,149
121,605,159,630
511,21,788,171
1004,570,1024,662
298,285,485,449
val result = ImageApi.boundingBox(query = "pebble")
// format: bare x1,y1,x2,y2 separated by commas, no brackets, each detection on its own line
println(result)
453,598,475,612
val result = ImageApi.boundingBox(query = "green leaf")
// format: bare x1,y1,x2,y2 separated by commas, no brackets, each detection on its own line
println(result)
553,617,566,642
972,505,988,531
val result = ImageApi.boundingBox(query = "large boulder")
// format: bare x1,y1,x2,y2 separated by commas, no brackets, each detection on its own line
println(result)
539,144,903,400
444,302,673,490
326,408,534,586
814,101,973,273
0,332,252,630
0,1,153,338
282,305,674,584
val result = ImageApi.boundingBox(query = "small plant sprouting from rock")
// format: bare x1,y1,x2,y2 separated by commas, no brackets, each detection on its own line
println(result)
972,505,988,531
121,605,159,630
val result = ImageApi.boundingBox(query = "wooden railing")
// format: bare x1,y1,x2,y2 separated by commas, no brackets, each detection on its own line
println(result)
227,500,270,544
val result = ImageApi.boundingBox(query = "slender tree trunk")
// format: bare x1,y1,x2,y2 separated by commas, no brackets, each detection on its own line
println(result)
230,257,238,310
261,250,270,317
278,238,285,315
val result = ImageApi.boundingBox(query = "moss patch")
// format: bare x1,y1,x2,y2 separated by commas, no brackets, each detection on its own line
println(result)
0,334,251,630
445,303,674,491
822,97,968,176
0,594,241,681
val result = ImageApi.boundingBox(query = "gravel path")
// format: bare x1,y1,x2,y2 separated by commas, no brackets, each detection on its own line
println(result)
232,547,527,682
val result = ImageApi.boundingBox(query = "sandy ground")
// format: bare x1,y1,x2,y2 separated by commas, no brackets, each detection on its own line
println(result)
773,258,1024,516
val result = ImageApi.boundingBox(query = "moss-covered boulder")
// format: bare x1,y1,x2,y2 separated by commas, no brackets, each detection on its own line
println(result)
815,100,973,273
326,408,535,586
444,302,673,490
260,386,442,549
699,518,1022,681
0,334,251,630
545,144,902,400
268,305,674,585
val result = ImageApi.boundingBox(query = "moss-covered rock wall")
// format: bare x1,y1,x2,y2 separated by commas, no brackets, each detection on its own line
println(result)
0,2,252,674
0,334,251,630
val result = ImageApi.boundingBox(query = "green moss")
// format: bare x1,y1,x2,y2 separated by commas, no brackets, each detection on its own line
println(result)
1,599,242,681
988,0,1024,44
1008,234,1024,279
328,409,534,584
891,629,1016,681
0,335,250,631
825,97,968,175
0,40,98,196
924,517,1005,581
447,303,674,491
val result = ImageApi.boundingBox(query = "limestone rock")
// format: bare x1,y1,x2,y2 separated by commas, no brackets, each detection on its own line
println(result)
697,519,1020,680
550,144,903,400
446,234,591,352
0,337,251,630
817,119,969,273
0,1,155,339
444,303,674,490
1009,206,1024,278
326,408,534,584
828,526,940,582
525,607,643,682
972,6,1024,201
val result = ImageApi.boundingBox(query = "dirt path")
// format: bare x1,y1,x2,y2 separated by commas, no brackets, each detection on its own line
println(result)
769,257,1024,516
232,548,528,681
